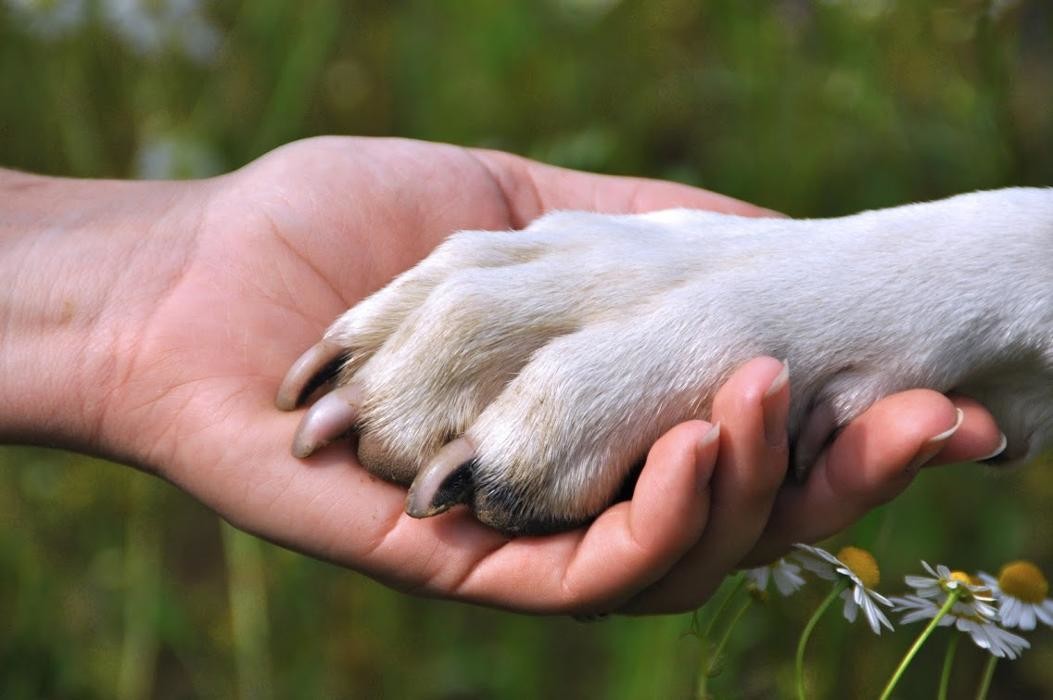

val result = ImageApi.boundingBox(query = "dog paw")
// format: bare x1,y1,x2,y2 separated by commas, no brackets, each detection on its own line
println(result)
278,189,1053,534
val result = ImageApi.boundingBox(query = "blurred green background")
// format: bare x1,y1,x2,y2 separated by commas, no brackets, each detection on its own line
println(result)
2,0,1053,698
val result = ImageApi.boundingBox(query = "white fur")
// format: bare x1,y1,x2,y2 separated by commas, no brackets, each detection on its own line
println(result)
320,188,1053,530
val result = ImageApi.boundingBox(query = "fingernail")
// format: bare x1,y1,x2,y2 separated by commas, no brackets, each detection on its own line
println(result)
763,361,790,448
977,432,1009,463
907,408,964,472
695,423,721,493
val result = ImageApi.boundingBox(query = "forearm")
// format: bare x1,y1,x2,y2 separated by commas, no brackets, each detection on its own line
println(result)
0,169,199,457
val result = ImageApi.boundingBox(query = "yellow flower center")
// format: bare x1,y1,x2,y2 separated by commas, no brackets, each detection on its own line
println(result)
967,574,993,599
998,561,1049,604
837,546,880,589
943,571,983,601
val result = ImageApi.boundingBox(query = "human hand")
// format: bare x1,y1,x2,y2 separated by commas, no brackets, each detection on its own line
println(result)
0,137,1005,614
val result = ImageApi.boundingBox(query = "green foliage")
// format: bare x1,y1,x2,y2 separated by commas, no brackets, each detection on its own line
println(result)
2,0,1052,697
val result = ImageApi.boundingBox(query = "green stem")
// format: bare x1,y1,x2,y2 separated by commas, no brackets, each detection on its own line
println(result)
795,580,848,700
975,655,998,700
702,573,746,639
709,598,752,674
937,633,960,700
695,574,747,700
222,523,273,700
878,590,962,700
118,477,162,700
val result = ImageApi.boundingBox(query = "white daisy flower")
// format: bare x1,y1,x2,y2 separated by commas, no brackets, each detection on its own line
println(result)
135,131,223,180
4,0,86,39
745,558,806,599
793,544,894,634
978,560,1053,631
891,594,1030,660
901,561,998,620
101,0,222,64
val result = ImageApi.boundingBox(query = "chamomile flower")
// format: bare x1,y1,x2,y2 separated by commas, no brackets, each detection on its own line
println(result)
101,0,222,64
881,562,1030,699
901,561,998,619
3,0,87,39
891,594,1030,660
978,560,1053,631
794,544,894,634
745,558,806,600
135,131,223,179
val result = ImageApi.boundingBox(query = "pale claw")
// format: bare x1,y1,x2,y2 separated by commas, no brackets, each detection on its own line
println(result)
405,438,477,518
275,340,347,411
291,383,364,458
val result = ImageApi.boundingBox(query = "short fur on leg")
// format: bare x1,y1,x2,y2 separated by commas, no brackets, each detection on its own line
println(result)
281,188,1053,534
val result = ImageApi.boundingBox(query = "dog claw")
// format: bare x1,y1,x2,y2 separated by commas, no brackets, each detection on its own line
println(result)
291,384,364,458
276,339,347,411
405,438,477,518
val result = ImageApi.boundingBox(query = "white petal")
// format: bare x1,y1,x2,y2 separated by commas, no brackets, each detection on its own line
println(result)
842,591,859,623
973,600,998,621
746,567,770,591
980,623,1030,660
904,575,935,589
870,590,893,608
836,567,862,588
995,626,1030,660
794,548,838,580
861,596,894,634
898,608,929,623
794,544,839,569
894,596,941,625
1000,598,1022,628
892,594,933,611
971,588,996,603
1035,602,1053,626
957,618,986,642
889,596,913,610
773,564,806,597
903,576,942,598
817,548,843,566
1020,605,1037,632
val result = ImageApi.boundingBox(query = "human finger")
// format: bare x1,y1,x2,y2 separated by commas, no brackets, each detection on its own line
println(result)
620,357,789,614
739,389,996,566
470,148,783,226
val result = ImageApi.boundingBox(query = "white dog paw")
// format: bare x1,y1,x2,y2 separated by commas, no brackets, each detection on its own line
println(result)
278,189,1053,534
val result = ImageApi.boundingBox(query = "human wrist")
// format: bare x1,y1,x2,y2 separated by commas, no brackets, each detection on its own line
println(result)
0,169,202,458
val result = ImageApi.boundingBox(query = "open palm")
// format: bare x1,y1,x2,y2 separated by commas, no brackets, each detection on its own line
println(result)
100,136,1001,614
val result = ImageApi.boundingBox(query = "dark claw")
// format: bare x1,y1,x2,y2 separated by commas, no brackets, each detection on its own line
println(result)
405,438,476,518
276,340,348,410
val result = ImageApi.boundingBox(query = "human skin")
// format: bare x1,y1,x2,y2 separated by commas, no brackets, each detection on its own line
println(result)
0,136,1004,615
